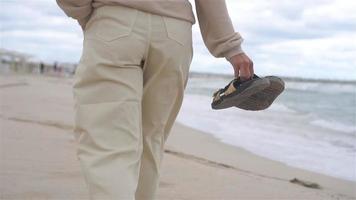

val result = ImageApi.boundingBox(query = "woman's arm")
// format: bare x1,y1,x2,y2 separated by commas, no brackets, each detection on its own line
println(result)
195,0,243,60
195,0,254,79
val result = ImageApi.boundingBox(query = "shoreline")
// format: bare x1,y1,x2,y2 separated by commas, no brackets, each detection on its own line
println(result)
166,122,356,196
1,73,355,199
173,119,355,183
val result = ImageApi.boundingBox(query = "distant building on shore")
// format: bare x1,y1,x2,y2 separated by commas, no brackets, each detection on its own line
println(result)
0,48,77,77
0,48,37,74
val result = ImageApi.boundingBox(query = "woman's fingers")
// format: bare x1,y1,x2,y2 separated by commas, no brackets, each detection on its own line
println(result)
234,65,240,78
228,53,254,80
239,60,251,81
250,60,254,78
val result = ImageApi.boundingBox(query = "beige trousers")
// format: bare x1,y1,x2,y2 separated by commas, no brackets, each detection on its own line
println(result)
72,5,193,200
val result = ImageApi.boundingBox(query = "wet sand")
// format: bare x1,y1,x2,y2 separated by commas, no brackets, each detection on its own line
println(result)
1,73,355,199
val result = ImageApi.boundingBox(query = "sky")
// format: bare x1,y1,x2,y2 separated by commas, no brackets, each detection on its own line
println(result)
1,0,355,80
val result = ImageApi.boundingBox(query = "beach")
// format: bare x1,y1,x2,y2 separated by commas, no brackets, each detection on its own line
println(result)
1,73,355,200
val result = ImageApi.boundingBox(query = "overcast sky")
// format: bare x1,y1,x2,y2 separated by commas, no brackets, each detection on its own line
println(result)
1,0,355,80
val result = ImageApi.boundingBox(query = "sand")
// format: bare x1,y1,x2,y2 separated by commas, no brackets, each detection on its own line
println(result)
0,73,355,200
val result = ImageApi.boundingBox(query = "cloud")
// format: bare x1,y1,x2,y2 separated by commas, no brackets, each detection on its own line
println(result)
0,0,83,62
0,0,355,80
191,0,356,80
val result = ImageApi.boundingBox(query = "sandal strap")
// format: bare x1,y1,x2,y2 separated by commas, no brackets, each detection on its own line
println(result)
212,78,240,100
212,91,220,101
212,75,260,103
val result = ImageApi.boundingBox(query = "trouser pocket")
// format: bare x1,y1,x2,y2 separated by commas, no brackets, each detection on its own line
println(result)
84,5,138,42
162,16,193,47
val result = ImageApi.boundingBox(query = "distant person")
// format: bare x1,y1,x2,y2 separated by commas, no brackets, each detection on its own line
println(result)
57,0,254,199
71,64,77,76
39,62,45,74
53,61,58,73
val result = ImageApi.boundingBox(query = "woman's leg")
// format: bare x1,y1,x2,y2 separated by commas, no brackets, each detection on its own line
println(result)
135,14,193,200
72,6,147,199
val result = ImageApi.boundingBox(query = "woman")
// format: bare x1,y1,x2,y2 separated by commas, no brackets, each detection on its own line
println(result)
57,0,254,199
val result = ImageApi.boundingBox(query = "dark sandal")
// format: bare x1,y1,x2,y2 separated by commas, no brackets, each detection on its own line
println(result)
211,76,270,110
236,75,285,111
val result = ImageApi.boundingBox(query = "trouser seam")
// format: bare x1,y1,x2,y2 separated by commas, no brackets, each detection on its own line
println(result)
142,13,152,73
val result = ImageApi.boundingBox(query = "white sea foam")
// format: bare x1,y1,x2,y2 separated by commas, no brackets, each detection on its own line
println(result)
311,119,356,135
266,103,297,113
176,94,356,182
286,81,356,94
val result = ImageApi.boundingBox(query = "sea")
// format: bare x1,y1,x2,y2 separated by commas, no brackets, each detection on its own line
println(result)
176,73,356,182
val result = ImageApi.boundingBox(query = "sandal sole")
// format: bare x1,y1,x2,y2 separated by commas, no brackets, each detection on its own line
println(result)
236,76,285,110
211,78,270,110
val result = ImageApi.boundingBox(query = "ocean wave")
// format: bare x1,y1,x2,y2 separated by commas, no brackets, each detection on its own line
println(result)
285,81,356,94
267,103,297,113
310,119,356,135
176,94,356,182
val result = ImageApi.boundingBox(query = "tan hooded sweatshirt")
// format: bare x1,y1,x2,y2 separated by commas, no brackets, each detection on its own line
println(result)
56,0,244,61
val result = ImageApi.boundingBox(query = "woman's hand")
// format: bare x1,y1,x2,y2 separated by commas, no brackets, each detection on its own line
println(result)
228,53,254,81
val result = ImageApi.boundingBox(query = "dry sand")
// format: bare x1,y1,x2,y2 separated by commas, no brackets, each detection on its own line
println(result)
0,73,355,200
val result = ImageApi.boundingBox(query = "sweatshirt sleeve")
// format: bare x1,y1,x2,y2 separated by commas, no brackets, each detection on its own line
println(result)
56,0,93,28
195,0,244,61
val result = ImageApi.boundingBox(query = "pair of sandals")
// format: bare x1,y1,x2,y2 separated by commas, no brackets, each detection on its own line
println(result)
212,74,285,110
